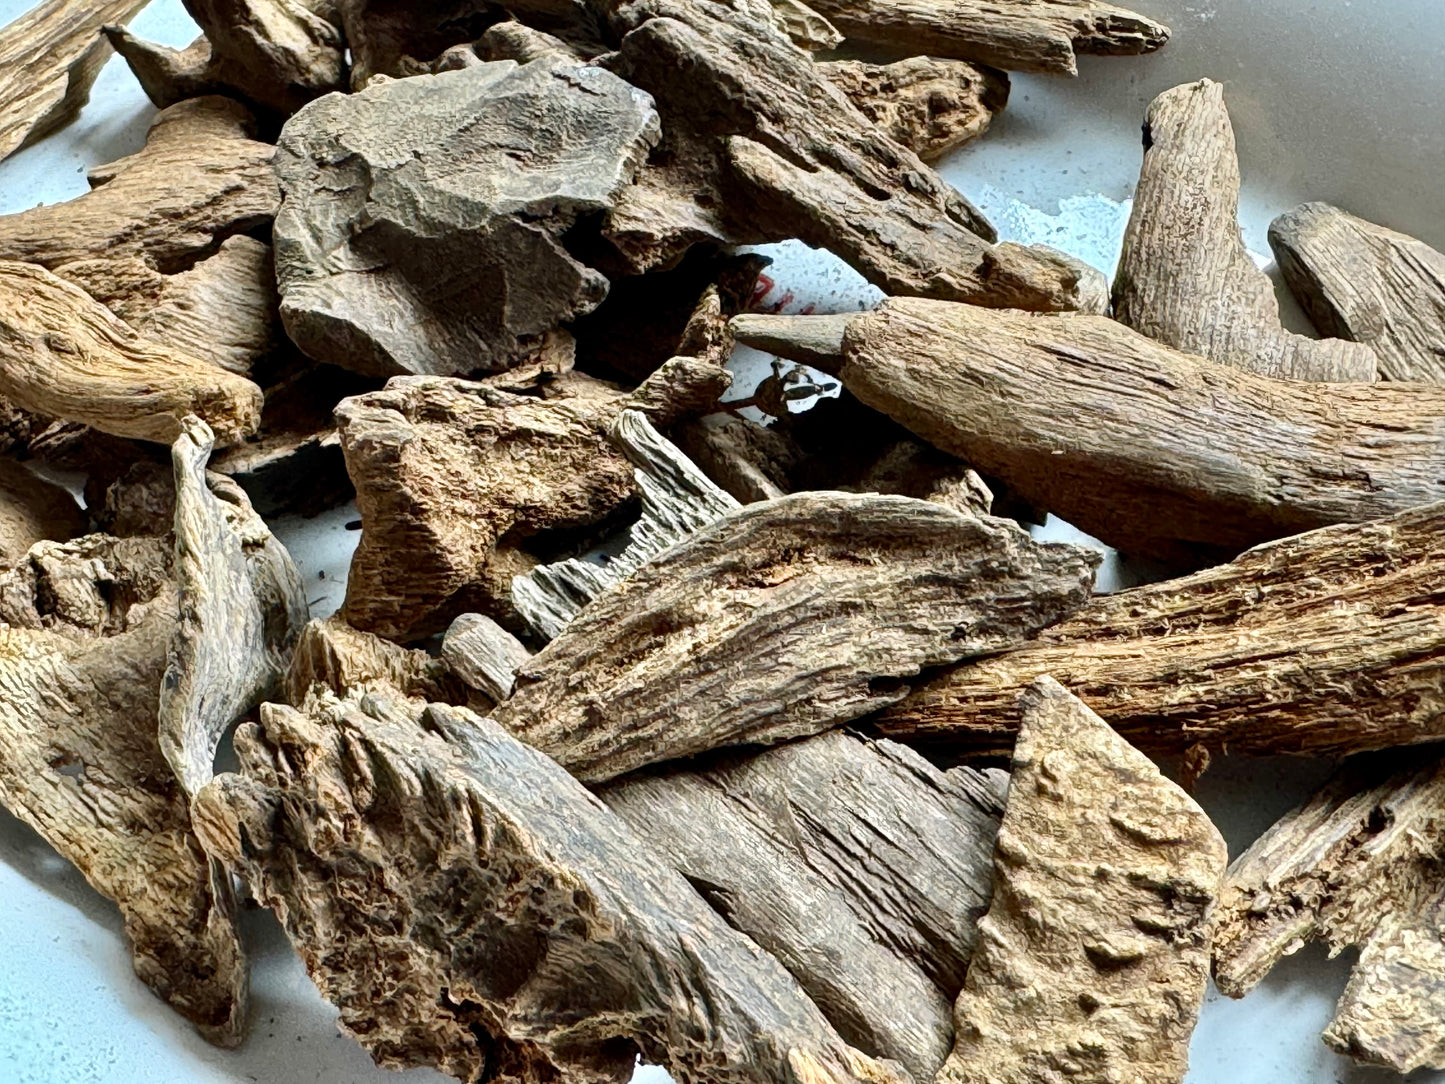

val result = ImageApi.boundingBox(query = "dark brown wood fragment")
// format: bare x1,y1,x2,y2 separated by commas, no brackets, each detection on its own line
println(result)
192,689,911,1084
0,455,83,569
285,616,470,706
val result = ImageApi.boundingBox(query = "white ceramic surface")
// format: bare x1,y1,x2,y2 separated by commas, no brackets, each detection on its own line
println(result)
0,1,1441,1081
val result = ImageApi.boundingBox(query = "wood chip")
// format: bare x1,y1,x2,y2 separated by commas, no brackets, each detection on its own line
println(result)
182,0,346,113
1270,202,1445,383
0,455,83,569
1113,81,1377,382
192,689,911,1084
439,612,531,703
936,677,1225,1084
875,501,1445,759
101,28,218,110
284,615,471,706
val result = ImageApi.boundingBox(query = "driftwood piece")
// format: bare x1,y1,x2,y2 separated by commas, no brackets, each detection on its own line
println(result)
1112,81,1376,382
273,57,659,378
1271,202,1445,383
604,731,1004,1078
492,491,1098,783
800,0,1167,74
193,690,911,1084
0,535,246,1045
820,57,1007,163
0,96,278,274
1213,750,1445,1073
734,300,1445,564
0,456,83,569
440,612,530,703
0,262,263,445
936,678,1224,1084
0,0,149,163
875,502,1445,759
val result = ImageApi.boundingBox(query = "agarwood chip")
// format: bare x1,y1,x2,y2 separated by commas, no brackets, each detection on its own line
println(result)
0,455,84,569
935,677,1225,1084
285,615,471,706
440,612,530,703
192,689,911,1084
769,0,842,51
101,28,218,109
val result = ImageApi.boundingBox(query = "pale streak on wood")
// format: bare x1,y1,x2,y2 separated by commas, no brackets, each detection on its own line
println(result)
0,535,247,1046
1113,80,1377,382
875,502,1445,759
0,0,149,162
285,616,471,706
1270,202,1445,383
1213,751,1445,1073
440,612,530,703
603,731,1005,1079
182,0,347,113
492,491,1098,783
937,678,1225,1084
192,690,912,1084
799,0,1167,74
770,0,843,50
0,96,279,273
0,455,84,569
0,261,263,445
512,409,741,640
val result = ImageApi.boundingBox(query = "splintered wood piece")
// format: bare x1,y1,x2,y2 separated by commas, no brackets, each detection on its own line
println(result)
1113,81,1376,382
0,535,246,1045
101,28,218,109
285,616,471,706
192,690,911,1084
603,731,1005,1078
820,57,1006,162
1270,202,1445,383
1213,750,1445,1073
181,0,346,113
0,0,149,162
513,409,741,640
937,678,1225,1084
0,261,263,445
440,612,530,703
274,57,659,377
875,502,1445,759
160,416,307,795
0,455,84,568
0,95,278,273
738,299,1445,564
800,0,1167,74
491,491,1098,783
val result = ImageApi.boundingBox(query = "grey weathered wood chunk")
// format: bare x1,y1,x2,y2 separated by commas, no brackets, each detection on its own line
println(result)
440,612,531,702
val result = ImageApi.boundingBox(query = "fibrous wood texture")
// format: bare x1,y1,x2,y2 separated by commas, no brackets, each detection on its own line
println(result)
0,0,149,163
0,455,84,569
936,678,1225,1084
1213,750,1445,1073
0,535,246,1045
0,261,263,445
1113,81,1376,382
738,299,1445,564
492,491,1098,783
273,58,659,378
284,616,470,706
876,502,1445,759
193,690,911,1084
440,612,530,703
1271,202,1445,383
604,731,1004,1078
0,95,279,273
800,0,1167,74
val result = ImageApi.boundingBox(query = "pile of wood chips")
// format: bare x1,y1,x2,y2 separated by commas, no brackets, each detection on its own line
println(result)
3,0,1445,1081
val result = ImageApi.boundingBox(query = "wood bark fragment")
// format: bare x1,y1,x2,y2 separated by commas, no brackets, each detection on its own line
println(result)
193,689,911,1084
603,731,1005,1079
735,299,1445,564
492,491,1098,783
0,535,246,1045
0,0,149,163
1270,202,1445,383
440,612,530,703
875,502,1445,759
0,261,263,445
1212,749,1445,1073
936,678,1225,1084
800,0,1168,74
285,615,470,706
1113,80,1377,382
0,455,84,569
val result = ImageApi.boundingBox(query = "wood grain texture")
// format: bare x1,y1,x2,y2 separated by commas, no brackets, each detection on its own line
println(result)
875,503,1445,759
0,261,263,445
1271,202,1445,383
285,615,471,706
0,535,246,1046
492,491,1099,783
1113,81,1377,382
1213,750,1445,1073
937,678,1224,1084
440,612,532,703
102,28,218,109
800,0,1167,74
0,455,84,568
603,731,1005,1078
0,0,149,162
182,0,347,113
193,690,911,1084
